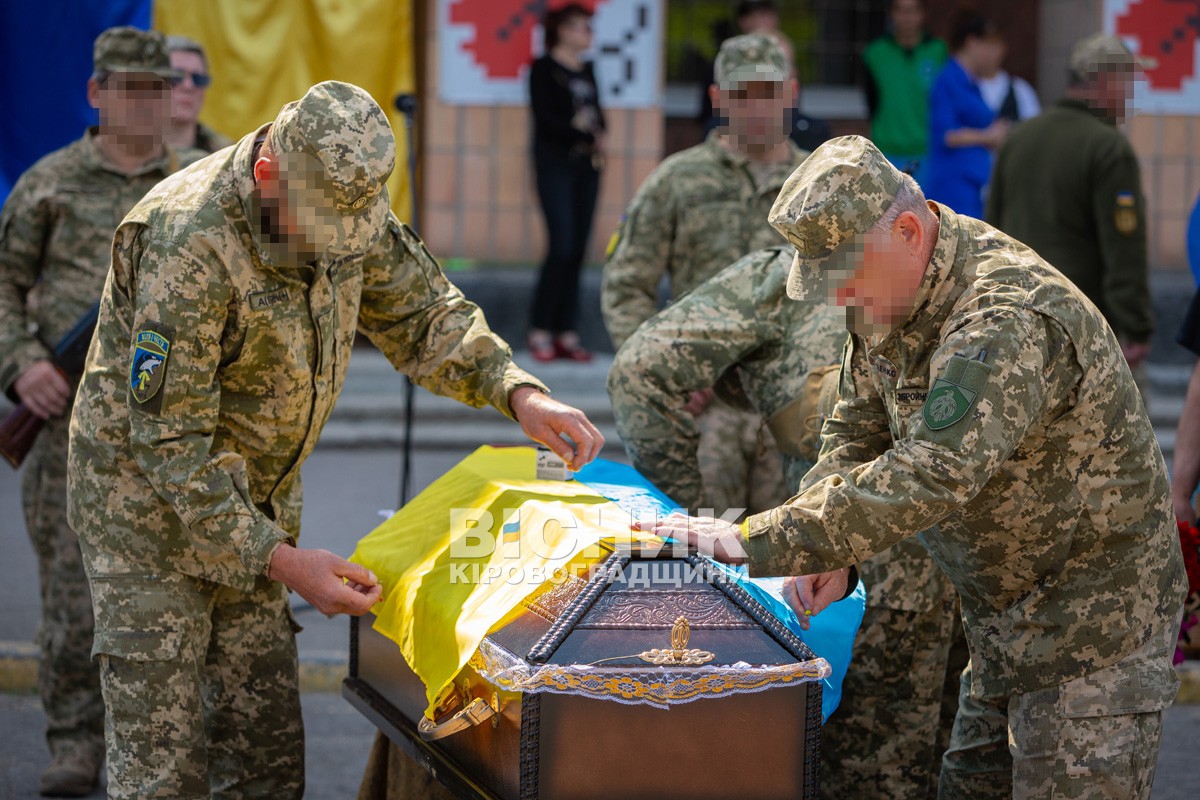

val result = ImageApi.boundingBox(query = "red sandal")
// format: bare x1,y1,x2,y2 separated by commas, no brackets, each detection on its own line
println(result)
554,333,593,363
528,332,557,363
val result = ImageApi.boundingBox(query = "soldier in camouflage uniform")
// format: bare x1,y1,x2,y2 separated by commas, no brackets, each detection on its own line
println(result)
66,81,603,798
602,33,809,517
607,247,846,504
610,248,966,798
0,27,200,797
651,136,1187,798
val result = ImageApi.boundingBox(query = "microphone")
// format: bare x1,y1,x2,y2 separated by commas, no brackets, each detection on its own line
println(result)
394,94,418,118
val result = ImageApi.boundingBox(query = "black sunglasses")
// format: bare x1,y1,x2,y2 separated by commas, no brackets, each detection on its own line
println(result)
171,71,212,88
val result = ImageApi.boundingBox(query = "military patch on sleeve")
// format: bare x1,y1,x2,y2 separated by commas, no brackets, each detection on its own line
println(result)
922,353,990,431
130,328,172,409
923,378,977,430
604,215,626,259
1114,192,1138,236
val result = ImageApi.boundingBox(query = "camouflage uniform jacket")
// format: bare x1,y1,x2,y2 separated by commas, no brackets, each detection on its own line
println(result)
743,205,1187,699
0,129,200,397
67,128,547,591
601,133,809,347
608,246,846,508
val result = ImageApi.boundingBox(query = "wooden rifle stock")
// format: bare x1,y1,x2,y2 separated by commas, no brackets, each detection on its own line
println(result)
0,402,43,468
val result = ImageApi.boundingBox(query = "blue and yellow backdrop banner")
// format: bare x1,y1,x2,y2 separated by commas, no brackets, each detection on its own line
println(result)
0,0,414,222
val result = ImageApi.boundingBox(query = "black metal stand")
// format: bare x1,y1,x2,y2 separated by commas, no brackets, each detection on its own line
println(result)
395,94,420,507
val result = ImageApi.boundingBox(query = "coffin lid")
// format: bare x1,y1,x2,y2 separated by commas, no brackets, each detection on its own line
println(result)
468,545,830,708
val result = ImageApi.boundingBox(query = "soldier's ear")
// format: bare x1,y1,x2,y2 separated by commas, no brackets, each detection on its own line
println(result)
253,155,276,186
893,211,921,251
87,78,102,110
708,84,724,113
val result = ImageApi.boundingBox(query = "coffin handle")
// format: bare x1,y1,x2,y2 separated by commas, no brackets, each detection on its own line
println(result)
417,696,498,741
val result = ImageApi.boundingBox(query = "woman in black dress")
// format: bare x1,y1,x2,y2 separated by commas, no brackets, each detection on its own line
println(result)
527,3,605,362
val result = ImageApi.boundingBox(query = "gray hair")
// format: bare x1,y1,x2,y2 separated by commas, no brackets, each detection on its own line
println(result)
165,34,209,72
871,172,928,234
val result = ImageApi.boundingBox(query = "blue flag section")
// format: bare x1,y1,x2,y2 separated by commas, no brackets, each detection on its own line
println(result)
573,459,864,722
0,0,152,202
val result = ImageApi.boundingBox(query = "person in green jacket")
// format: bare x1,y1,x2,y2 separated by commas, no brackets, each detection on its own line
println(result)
861,0,947,183
988,34,1152,376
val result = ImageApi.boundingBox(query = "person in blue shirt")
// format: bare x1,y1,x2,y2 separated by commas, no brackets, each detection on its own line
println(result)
1189,190,1200,286
924,11,1009,217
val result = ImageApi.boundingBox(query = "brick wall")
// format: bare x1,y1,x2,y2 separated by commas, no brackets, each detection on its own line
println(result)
419,5,663,265
1127,115,1200,270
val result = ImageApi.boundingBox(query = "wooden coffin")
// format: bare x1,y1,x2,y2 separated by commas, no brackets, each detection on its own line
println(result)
344,548,826,800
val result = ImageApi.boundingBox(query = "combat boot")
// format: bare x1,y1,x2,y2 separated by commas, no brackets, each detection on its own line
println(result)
39,752,100,797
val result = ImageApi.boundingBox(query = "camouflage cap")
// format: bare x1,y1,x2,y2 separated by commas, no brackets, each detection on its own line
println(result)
768,135,902,301
714,33,789,89
266,81,396,256
93,27,178,80
1068,34,1155,81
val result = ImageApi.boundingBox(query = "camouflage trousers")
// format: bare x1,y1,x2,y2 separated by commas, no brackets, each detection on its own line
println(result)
939,617,1181,799
822,539,967,799
696,404,787,517
89,569,304,799
21,415,105,762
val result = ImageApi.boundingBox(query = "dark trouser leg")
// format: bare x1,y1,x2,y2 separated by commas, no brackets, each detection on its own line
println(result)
532,154,600,333
551,157,600,332
531,155,578,333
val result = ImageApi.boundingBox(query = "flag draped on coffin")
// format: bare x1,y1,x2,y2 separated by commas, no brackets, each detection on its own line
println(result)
0,0,415,222
350,446,865,724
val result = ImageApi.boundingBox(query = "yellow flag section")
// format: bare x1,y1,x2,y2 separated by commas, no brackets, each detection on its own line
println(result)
351,446,650,719
154,0,415,223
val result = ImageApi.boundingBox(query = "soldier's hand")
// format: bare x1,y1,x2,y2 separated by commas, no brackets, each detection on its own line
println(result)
636,512,748,564
782,569,850,630
1121,341,1150,370
510,386,604,471
14,360,72,419
267,545,382,616
684,388,714,417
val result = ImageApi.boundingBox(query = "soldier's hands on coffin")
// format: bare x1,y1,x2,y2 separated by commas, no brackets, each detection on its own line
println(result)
783,569,851,629
267,544,383,616
684,388,714,417
510,386,604,470
636,513,748,564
